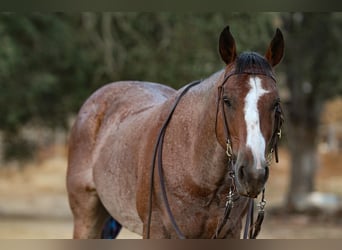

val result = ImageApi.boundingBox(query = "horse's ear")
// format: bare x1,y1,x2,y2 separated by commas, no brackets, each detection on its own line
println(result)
265,28,284,67
219,26,237,65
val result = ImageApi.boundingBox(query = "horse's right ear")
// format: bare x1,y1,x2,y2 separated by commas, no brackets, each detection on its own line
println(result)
219,26,237,65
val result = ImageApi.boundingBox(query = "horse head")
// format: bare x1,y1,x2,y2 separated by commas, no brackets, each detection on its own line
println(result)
217,26,284,198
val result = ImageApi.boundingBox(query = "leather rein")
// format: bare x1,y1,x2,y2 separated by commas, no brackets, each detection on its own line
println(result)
146,69,283,239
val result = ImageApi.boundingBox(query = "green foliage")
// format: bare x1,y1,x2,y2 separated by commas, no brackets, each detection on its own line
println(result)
2,12,341,162
281,13,342,103
0,12,280,161
80,13,277,88
0,13,94,132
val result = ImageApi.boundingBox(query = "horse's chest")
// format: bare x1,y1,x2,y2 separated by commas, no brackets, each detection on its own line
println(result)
166,192,247,238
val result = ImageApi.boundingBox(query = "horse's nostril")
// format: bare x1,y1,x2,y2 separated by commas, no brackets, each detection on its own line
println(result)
238,166,245,180
237,165,268,183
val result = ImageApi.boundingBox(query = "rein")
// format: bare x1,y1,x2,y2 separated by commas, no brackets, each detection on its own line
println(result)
146,70,283,239
146,79,202,239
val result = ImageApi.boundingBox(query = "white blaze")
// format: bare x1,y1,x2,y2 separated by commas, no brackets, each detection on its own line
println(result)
244,77,269,169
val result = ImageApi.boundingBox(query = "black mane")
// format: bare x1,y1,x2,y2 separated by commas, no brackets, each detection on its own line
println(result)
235,52,274,78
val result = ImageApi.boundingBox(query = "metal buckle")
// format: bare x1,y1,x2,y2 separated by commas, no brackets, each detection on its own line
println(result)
258,189,266,211
226,139,233,159
277,129,282,139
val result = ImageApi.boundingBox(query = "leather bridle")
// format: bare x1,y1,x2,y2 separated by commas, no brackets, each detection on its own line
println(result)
214,69,282,239
146,69,283,239
216,68,282,166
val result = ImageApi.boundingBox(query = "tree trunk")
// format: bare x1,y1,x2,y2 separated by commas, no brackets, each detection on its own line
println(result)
285,114,320,211
282,63,323,212
280,12,342,213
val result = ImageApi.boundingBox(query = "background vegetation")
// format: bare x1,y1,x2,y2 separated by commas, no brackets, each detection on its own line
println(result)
0,12,341,211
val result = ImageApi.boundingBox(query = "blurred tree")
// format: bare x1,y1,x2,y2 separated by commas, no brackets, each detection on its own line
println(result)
0,12,276,161
0,13,98,160
79,12,277,88
280,12,342,211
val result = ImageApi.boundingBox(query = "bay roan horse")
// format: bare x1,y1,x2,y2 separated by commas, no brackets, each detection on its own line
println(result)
66,25,284,239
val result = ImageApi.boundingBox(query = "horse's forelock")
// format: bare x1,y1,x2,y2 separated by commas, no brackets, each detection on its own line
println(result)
235,52,273,77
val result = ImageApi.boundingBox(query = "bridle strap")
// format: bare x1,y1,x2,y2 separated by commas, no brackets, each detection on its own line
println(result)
243,198,254,239
216,74,231,143
243,188,266,239
269,104,284,163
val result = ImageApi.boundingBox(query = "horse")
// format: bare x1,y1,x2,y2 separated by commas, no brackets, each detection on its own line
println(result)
66,25,284,239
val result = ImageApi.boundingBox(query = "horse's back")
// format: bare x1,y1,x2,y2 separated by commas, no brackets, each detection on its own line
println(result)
67,81,175,236
68,81,174,174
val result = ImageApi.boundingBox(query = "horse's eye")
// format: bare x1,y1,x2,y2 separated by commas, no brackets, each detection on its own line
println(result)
223,97,232,107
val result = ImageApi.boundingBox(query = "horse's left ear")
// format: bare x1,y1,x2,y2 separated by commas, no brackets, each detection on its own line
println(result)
265,28,284,67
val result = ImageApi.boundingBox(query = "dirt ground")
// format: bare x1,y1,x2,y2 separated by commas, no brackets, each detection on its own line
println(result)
0,145,342,239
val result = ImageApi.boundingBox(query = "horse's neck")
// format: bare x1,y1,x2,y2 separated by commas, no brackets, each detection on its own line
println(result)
172,70,228,190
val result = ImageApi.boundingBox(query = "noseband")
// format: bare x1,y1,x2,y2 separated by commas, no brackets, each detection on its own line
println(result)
146,69,283,239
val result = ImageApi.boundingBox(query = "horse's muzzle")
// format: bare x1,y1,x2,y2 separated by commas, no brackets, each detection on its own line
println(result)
234,159,269,198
